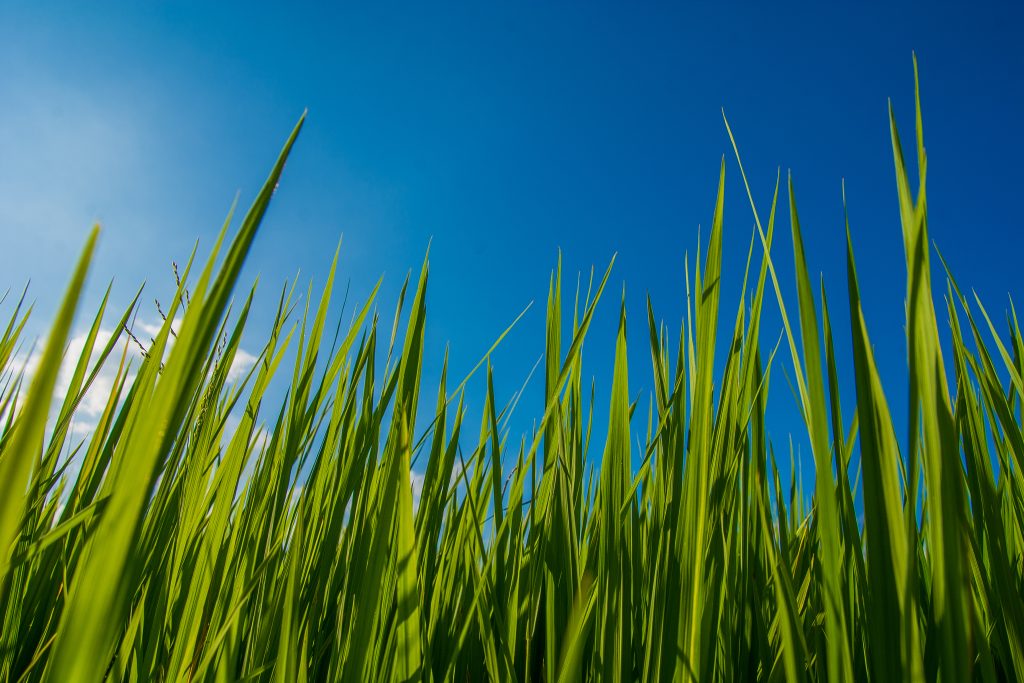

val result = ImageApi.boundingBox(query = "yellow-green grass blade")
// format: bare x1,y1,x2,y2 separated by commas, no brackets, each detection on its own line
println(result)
891,60,970,682
44,115,304,683
786,176,853,681
846,223,922,680
0,227,97,584
395,414,424,683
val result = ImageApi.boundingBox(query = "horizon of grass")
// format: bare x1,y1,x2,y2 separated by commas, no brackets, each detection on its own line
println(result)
1,57,1023,681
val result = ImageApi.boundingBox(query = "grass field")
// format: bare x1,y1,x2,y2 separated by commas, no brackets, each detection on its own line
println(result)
2,60,1023,682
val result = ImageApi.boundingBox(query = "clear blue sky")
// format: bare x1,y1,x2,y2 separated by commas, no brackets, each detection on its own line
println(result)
2,2,1023,482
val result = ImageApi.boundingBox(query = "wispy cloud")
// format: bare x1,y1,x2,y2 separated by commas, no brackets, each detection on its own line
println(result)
0,65,148,293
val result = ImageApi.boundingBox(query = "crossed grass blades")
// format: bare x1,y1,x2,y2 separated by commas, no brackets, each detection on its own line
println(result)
2,58,1023,682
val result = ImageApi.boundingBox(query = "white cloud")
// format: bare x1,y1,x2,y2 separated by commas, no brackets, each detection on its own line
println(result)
252,425,271,453
228,348,258,383
56,327,139,422
411,469,424,510
134,316,182,350
450,459,471,487
69,421,97,437
12,317,254,449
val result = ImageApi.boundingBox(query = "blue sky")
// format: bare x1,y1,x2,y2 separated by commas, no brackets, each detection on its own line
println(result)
2,2,1023,482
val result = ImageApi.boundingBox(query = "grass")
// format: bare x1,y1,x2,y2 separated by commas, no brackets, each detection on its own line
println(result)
2,58,1023,681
